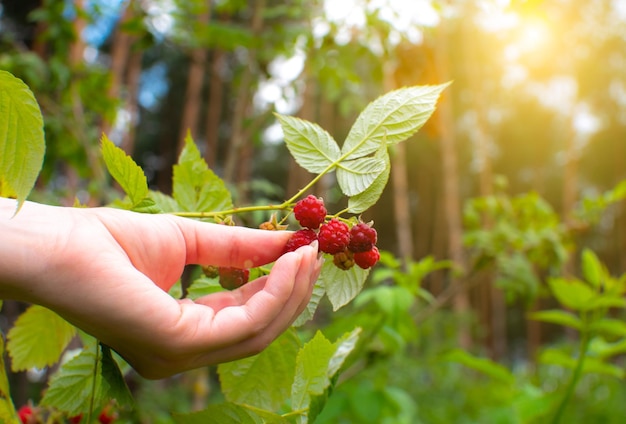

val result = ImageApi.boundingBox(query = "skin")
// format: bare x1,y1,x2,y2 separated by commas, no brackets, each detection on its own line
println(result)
0,197,322,379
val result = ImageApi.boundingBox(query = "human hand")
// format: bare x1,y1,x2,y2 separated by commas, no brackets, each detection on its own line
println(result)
0,198,322,379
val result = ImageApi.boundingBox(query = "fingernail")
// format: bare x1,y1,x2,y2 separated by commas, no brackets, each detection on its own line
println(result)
309,240,319,250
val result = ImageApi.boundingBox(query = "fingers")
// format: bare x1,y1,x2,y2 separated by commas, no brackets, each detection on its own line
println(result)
171,216,293,268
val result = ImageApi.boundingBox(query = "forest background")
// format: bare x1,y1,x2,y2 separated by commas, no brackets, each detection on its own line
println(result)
1,0,626,423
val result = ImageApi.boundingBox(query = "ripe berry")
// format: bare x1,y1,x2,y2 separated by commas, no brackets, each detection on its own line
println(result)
284,229,317,253
293,195,327,229
318,219,350,254
218,267,250,290
18,405,33,424
333,249,355,271
354,246,380,269
69,414,83,423
348,222,377,253
98,410,116,424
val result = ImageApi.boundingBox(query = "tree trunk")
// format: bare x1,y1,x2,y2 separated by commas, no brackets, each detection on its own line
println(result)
205,48,226,169
383,62,414,261
178,8,211,152
223,0,266,184
120,50,142,155
102,2,135,137
434,21,471,348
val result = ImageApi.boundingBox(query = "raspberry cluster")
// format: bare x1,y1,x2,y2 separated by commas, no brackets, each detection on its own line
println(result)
284,195,380,270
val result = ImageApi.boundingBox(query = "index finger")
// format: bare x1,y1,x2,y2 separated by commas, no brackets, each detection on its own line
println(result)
172,216,293,268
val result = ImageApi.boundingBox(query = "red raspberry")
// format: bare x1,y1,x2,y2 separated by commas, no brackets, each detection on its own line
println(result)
354,246,380,269
348,222,377,253
293,195,327,229
333,249,355,270
284,229,317,253
69,414,83,423
318,219,350,254
218,267,250,290
18,405,33,424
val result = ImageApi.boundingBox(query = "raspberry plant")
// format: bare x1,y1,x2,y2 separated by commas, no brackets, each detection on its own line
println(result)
0,69,449,423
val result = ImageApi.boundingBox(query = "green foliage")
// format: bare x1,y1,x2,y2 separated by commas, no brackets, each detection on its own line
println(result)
463,189,570,303
6,305,76,371
0,336,18,424
172,133,233,213
41,341,133,417
0,70,45,211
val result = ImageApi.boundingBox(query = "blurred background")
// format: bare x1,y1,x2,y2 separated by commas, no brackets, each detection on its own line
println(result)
1,0,626,422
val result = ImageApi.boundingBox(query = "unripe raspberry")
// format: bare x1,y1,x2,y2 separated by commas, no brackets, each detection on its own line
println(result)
218,267,250,290
354,246,380,269
293,195,327,229
333,249,355,270
284,229,318,253
201,265,219,279
318,219,350,254
348,222,377,253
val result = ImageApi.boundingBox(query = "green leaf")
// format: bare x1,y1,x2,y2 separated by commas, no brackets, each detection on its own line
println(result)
539,348,624,378
581,248,605,289
528,310,583,330
186,276,223,300
148,190,181,212
445,348,515,385
547,277,595,311
41,345,102,415
341,83,450,161
172,403,288,424
0,70,45,212
320,259,370,311
0,337,18,424
173,134,233,212
588,319,626,338
336,156,386,197
7,305,76,371
307,329,360,423
101,134,149,207
99,344,134,410
218,329,300,411
292,282,325,327
275,114,341,174
347,146,391,214
291,329,360,413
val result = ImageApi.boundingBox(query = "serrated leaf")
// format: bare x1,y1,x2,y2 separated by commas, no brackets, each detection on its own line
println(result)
0,70,45,212
348,149,390,214
528,310,582,330
291,329,360,416
173,134,232,212
149,190,181,212
218,329,300,411
276,114,340,174
172,403,288,424
336,157,386,196
41,346,102,415
101,134,149,206
341,83,450,161
292,282,325,327
445,348,515,385
320,260,370,311
290,332,335,412
7,305,76,371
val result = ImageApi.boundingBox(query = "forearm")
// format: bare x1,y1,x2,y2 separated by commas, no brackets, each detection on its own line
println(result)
0,198,66,302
